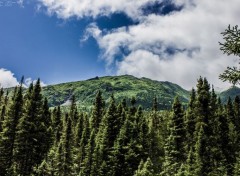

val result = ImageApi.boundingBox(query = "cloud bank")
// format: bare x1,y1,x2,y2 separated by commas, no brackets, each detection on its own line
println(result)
0,68,47,88
39,0,240,89
0,68,19,88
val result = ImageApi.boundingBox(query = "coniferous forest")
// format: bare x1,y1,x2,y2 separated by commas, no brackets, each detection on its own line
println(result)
1,76,240,176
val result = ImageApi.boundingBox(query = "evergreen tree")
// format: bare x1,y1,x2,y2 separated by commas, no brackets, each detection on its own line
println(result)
60,113,74,176
194,125,207,176
134,158,155,176
130,96,137,116
162,127,180,175
0,84,23,175
74,114,90,175
90,90,104,131
81,129,96,176
52,106,62,145
233,154,240,176
233,96,240,132
185,88,196,150
224,97,237,175
171,96,186,161
14,79,46,175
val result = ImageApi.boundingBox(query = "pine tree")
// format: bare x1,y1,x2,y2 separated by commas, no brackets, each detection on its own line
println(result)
134,157,155,176
233,154,240,176
193,77,213,175
171,96,186,161
0,87,4,132
74,114,90,175
60,113,74,176
224,97,237,175
185,88,196,150
69,95,78,125
162,127,180,175
233,96,240,132
90,90,104,131
50,113,74,176
14,79,46,175
0,84,23,175
74,112,84,147
40,98,52,159
81,129,96,176
194,125,207,176
52,106,62,145
130,96,137,116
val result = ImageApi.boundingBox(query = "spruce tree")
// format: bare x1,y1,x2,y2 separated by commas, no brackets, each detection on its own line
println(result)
233,154,240,176
233,96,240,132
52,106,62,145
185,88,196,150
171,96,186,162
90,90,104,131
74,114,90,175
81,129,96,176
134,158,155,176
14,79,46,175
0,84,23,175
60,113,74,176
194,125,207,176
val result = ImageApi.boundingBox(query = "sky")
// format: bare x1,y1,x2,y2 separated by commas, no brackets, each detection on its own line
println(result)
0,0,240,90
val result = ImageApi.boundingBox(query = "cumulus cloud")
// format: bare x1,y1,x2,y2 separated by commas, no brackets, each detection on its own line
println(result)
0,68,19,88
40,0,240,89
0,68,47,88
25,77,47,87
39,0,157,19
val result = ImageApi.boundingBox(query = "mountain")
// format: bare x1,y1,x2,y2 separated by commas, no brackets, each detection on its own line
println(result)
41,75,190,110
219,86,240,103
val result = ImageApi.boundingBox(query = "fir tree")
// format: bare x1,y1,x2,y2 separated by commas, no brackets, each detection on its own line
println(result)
0,84,23,175
81,129,96,176
14,79,46,175
185,88,196,150
90,90,104,131
194,125,207,176
60,113,74,176
134,158,155,176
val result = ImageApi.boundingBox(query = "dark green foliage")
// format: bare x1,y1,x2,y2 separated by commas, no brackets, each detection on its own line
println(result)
2,76,240,176
185,88,196,150
0,84,23,175
14,79,48,175
38,75,190,110
134,158,155,176
220,25,240,57
90,90,104,131
60,113,74,176
219,25,240,85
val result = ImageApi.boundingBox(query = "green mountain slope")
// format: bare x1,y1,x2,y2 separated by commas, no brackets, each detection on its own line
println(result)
42,75,190,110
219,86,240,103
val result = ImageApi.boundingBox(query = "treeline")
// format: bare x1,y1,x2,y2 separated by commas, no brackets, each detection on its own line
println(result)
0,77,240,176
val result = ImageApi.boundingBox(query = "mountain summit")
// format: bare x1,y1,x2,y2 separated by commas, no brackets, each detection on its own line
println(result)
42,75,190,110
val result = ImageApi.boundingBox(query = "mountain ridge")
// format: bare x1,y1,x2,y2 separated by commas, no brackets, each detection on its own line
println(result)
4,75,240,110
41,75,190,110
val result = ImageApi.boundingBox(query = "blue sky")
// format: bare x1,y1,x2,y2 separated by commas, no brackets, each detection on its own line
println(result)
0,0,240,89
0,0,116,84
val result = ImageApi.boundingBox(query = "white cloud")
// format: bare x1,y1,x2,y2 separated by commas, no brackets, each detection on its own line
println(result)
0,68,47,88
25,77,47,87
39,0,157,19
0,68,19,88
40,0,240,89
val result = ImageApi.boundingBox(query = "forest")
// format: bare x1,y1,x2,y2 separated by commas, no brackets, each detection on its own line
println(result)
1,76,240,176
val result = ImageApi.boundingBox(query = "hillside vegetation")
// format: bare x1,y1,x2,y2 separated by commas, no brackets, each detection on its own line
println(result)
42,75,190,110
219,86,240,103
1,77,240,175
